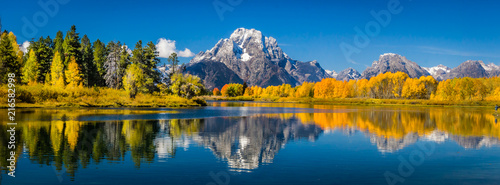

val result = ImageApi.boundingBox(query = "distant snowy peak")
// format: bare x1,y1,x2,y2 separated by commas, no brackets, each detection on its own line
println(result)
325,70,338,78
423,64,451,81
336,67,361,81
479,61,500,72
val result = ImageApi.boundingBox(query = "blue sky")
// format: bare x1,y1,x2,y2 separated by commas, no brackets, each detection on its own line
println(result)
2,0,500,72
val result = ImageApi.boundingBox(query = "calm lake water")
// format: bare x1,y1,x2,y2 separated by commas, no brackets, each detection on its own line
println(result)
1,101,500,185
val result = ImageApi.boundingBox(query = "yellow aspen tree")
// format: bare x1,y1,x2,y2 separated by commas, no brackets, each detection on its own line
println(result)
50,51,65,88
123,63,144,98
65,56,83,87
22,49,39,85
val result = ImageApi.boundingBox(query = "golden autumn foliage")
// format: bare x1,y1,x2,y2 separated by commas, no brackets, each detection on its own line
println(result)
213,88,221,96
220,83,244,97
432,77,490,101
50,51,66,88
295,82,314,98
216,71,500,103
65,56,83,88
22,49,40,85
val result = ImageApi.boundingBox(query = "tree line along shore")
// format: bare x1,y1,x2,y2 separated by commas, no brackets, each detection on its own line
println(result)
209,71,500,107
0,26,206,107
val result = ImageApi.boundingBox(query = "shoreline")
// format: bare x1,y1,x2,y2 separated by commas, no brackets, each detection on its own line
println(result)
0,85,207,109
203,96,500,108
0,102,206,108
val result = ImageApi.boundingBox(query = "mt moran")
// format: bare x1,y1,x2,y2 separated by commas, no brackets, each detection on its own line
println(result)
182,28,499,89
184,28,331,89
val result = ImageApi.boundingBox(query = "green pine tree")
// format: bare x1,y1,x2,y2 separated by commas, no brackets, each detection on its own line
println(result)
92,39,107,86
0,32,22,83
53,30,64,62
80,34,94,86
62,25,81,68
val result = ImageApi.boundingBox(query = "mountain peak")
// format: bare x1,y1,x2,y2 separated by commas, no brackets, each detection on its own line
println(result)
444,60,489,79
378,53,405,61
325,70,338,78
423,64,451,81
187,28,330,89
363,53,429,79
229,28,264,47
336,67,361,81
381,53,399,57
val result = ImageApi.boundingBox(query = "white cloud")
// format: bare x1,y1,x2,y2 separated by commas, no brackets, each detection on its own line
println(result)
20,41,30,53
156,38,195,58
178,48,195,57
122,45,132,55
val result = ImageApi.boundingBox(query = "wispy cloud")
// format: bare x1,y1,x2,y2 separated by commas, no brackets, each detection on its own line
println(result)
416,46,500,58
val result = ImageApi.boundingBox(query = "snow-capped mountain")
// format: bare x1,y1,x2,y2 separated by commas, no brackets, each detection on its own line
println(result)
423,64,451,81
336,67,361,81
325,70,338,78
186,28,330,89
361,53,430,79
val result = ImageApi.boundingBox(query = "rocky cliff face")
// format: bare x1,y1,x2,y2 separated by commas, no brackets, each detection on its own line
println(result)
443,60,489,79
361,53,430,79
185,28,330,89
184,61,244,89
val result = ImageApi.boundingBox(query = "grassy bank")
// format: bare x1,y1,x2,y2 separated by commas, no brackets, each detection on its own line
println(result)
0,85,207,108
203,95,500,107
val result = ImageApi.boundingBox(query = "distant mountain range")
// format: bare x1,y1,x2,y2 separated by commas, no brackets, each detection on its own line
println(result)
183,28,499,89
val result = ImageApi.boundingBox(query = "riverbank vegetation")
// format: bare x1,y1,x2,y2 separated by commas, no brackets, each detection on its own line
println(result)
213,72,500,107
0,26,207,107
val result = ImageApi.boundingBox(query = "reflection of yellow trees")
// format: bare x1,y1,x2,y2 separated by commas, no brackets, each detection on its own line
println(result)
265,113,295,121
51,121,64,154
295,112,426,139
430,109,500,138
169,119,202,138
121,120,158,168
283,108,500,140
65,120,84,150
122,120,148,148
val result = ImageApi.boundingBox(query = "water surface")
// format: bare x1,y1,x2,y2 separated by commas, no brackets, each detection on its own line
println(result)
1,102,500,184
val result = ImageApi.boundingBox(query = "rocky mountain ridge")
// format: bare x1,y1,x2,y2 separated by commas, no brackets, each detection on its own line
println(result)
182,28,498,89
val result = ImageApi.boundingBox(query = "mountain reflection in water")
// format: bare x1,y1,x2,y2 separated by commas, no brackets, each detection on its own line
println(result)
0,106,499,179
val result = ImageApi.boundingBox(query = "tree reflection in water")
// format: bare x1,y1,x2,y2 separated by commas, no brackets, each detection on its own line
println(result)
0,107,499,178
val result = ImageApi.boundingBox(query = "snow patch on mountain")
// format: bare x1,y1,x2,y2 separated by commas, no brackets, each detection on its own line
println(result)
423,64,451,81
336,68,361,81
479,61,500,72
241,53,251,61
325,70,338,78
382,53,397,57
